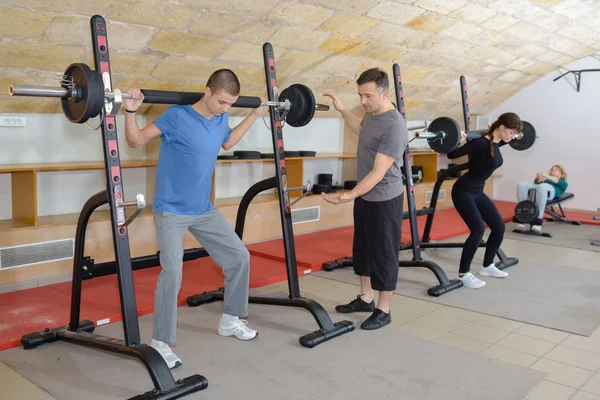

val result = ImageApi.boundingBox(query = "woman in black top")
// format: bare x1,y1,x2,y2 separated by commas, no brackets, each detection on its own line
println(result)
447,112,522,289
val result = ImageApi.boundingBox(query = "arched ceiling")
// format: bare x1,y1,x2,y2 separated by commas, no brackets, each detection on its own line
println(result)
1,0,600,121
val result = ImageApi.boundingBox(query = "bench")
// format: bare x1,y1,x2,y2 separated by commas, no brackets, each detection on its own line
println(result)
545,192,581,226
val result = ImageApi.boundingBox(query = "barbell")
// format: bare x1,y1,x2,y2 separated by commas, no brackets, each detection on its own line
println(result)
411,116,537,154
8,62,329,127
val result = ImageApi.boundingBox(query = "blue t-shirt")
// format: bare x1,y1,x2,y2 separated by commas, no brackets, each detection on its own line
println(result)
152,104,231,215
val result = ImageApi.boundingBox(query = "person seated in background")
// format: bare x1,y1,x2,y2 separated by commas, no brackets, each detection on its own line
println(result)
515,164,568,233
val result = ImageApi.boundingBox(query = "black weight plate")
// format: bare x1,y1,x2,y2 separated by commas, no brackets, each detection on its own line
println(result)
279,83,316,127
318,173,333,186
510,120,536,151
311,184,329,194
217,155,239,160
260,153,275,159
514,200,539,224
344,180,357,190
299,150,316,157
426,117,461,154
284,151,301,157
233,151,261,159
61,63,104,124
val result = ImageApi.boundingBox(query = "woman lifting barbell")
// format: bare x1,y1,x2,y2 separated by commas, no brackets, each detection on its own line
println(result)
447,112,523,289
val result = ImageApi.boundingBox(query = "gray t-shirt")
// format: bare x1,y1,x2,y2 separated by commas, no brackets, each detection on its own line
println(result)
357,108,408,202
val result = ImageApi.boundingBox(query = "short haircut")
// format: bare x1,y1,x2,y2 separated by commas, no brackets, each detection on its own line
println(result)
356,68,389,92
206,69,240,96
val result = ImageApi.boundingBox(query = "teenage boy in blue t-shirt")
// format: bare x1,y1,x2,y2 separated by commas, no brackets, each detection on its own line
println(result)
124,69,264,369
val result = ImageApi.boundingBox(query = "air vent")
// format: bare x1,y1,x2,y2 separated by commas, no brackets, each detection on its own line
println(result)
0,239,74,269
291,206,320,224
426,189,446,203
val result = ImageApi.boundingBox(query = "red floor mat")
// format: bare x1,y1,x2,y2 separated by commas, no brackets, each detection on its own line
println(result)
0,286,117,351
248,201,518,269
0,255,309,351
247,226,354,269
555,210,600,226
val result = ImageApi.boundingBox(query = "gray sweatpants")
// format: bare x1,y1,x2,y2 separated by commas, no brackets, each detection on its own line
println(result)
152,208,250,345
517,182,556,219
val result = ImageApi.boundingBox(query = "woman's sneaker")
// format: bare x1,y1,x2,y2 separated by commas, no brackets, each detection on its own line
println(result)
531,225,543,233
150,339,182,369
459,272,486,289
479,263,508,278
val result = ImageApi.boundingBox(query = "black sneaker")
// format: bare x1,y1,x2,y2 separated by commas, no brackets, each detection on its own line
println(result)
361,308,391,330
335,295,375,313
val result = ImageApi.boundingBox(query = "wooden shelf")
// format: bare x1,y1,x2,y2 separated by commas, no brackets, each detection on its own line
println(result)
0,218,31,231
0,208,155,232
0,160,158,173
0,154,358,173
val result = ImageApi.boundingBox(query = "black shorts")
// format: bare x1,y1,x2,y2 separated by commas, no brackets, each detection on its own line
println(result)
352,194,403,291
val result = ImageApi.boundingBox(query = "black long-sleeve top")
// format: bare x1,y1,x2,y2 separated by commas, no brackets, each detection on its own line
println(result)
447,137,507,192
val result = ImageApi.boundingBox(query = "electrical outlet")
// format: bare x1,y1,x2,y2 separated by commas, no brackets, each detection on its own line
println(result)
0,116,27,127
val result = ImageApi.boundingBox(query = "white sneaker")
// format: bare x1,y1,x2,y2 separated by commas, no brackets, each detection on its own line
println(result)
531,225,542,233
459,272,486,289
479,263,509,278
218,315,258,341
516,224,527,231
150,339,182,369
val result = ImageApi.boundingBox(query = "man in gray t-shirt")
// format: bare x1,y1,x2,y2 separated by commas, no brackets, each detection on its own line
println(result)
322,68,409,331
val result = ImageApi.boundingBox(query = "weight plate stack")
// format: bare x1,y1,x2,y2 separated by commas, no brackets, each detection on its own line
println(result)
233,151,261,159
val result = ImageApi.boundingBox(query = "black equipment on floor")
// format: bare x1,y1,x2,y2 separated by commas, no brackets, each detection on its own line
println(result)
19,16,208,400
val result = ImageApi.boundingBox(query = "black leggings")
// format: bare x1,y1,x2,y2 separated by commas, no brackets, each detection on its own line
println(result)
451,188,505,274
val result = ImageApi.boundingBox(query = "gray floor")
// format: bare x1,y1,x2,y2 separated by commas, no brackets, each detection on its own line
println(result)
504,221,600,253
0,302,544,400
318,255,600,336
318,226,600,336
